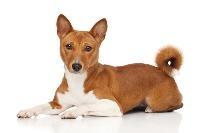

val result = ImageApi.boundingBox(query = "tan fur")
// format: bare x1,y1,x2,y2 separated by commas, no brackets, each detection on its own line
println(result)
156,46,183,75
49,76,68,109
50,14,183,114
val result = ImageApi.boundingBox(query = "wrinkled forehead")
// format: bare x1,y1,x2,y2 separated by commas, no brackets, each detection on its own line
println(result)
61,31,97,45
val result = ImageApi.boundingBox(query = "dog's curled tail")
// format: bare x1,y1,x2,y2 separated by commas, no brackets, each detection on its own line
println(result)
156,46,183,76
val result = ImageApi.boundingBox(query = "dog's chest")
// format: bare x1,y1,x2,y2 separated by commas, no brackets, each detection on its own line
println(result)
57,69,99,106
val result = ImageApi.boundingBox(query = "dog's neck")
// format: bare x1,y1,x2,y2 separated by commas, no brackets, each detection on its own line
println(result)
64,65,87,92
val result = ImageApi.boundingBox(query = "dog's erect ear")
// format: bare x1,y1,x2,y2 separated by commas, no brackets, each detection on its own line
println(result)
56,14,73,39
90,18,107,43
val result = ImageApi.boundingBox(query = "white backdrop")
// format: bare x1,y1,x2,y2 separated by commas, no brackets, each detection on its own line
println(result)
0,0,199,133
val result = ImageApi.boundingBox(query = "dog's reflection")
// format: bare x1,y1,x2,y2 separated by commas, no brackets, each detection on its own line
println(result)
17,112,182,133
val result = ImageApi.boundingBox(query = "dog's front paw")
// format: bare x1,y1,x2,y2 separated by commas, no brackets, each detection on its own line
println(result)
60,107,85,119
17,109,38,118
60,111,79,119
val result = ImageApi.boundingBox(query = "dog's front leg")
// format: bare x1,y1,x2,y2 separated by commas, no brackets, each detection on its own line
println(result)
60,99,122,119
17,103,71,118
17,76,71,118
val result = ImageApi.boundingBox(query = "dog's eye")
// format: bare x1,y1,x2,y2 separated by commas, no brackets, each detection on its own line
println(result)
66,43,73,50
84,46,92,52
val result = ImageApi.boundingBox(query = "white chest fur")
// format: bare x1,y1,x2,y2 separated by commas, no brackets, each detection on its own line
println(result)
57,67,99,106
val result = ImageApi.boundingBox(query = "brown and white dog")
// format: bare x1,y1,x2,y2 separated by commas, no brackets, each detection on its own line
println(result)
17,14,183,119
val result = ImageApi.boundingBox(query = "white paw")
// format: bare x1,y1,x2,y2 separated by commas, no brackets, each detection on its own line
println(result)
145,106,153,113
60,111,79,119
17,109,38,118
60,107,84,119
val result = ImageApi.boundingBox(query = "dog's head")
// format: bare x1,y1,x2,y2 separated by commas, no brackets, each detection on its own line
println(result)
57,14,107,73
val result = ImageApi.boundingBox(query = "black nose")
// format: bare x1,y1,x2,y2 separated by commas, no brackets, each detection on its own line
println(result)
72,63,82,72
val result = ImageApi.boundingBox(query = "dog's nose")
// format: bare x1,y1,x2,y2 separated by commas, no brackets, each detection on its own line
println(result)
72,63,82,72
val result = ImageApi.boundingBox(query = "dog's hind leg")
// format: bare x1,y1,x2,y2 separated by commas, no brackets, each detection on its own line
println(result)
145,80,183,113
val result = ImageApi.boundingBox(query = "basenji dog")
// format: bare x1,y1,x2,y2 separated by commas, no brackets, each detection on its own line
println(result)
17,14,183,119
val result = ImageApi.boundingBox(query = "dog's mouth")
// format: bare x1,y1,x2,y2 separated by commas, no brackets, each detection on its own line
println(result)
65,65,85,74
70,70,84,74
